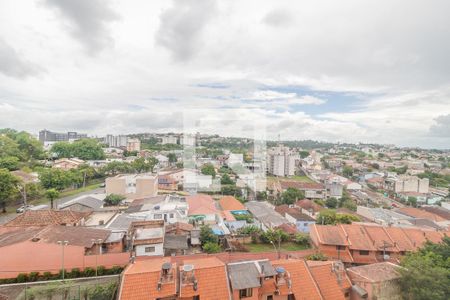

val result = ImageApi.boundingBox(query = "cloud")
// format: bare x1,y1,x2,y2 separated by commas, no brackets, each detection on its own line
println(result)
43,0,120,54
429,114,450,137
0,38,42,78
250,90,326,105
155,0,217,61
262,9,293,27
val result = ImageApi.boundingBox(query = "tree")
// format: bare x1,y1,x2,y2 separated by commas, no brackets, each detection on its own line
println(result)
407,196,418,207
38,168,73,191
202,242,221,253
220,173,234,185
325,198,338,208
201,163,216,178
0,156,20,170
343,165,353,178
104,194,125,206
199,225,218,245
260,229,289,244
281,188,304,205
299,150,310,159
398,237,450,300
0,169,19,212
45,188,59,209
294,233,310,247
168,153,177,164
316,210,360,225
51,139,105,160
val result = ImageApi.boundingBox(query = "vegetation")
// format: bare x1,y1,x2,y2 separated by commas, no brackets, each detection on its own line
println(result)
104,194,126,206
245,242,308,252
342,165,354,178
307,252,328,261
280,188,305,205
202,242,221,253
45,188,59,209
259,229,289,244
51,139,105,160
316,210,360,225
201,163,216,178
399,237,450,300
220,173,234,185
0,129,45,165
418,171,450,188
199,225,218,245
299,150,310,158
388,166,408,175
0,168,20,212
294,233,310,247
325,197,338,208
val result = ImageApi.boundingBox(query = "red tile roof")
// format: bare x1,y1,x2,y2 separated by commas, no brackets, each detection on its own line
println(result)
219,196,245,211
186,194,217,216
396,207,446,222
120,258,177,300
281,181,325,190
4,210,89,227
295,199,323,213
347,262,401,282
341,224,377,251
313,225,350,246
308,262,348,300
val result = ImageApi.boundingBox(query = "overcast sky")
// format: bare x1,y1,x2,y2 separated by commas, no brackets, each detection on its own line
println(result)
0,0,449,148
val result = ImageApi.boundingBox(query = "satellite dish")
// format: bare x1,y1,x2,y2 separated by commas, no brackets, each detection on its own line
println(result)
183,264,194,272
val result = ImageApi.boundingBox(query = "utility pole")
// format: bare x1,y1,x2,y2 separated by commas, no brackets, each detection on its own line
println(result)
92,239,103,277
57,241,69,280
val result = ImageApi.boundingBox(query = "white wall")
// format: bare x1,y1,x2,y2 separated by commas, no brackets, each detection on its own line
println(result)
135,243,164,256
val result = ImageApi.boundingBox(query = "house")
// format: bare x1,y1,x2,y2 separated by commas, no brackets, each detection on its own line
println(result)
309,223,447,264
4,210,89,227
164,222,194,256
58,195,104,212
347,262,402,300
280,181,327,200
105,173,158,199
156,154,169,168
294,199,324,218
126,138,141,152
219,196,246,211
130,194,189,224
129,220,165,257
186,194,218,224
0,225,128,279
245,201,289,230
158,175,178,190
395,207,447,223
119,257,230,300
275,205,316,233
52,158,85,170
307,260,352,299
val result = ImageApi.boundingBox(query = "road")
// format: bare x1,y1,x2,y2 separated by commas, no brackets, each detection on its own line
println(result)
0,187,105,225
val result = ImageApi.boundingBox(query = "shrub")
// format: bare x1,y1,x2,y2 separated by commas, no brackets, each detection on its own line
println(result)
28,272,39,282
83,267,96,277
199,225,218,245
202,242,221,253
68,268,81,279
42,272,53,280
294,233,310,246
97,266,106,276
104,194,126,206
307,252,327,261
109,265,124,275
16,273,28,283
260,229,289,244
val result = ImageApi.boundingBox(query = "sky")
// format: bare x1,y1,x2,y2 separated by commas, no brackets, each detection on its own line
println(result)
0,0,449,149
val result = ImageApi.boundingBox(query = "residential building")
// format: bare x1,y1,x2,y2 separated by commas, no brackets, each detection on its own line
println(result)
309,223,446,264
58,195,104,212
52,158,85,170
294,199,323,218
130,220,165,257
347,262,402,300
246,201,289,230
104,134,129,148
4,210,89,227
158,175,178,190
39,129,87,146
105,173,158,199
126,138,141,152
155,154,169,168
280,181,327,199
267,146,299,176
186,194,218,224
386,175,429,194
227,153,244,166
130,194,189,224
161,135,179,144
0,225,128,279
275,204,316,233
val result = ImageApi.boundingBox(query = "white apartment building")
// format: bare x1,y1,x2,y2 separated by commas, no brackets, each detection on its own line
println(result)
105,173,158,199
267,146,299,176
104,134,128,148
126,138,141,152
161,135,178,144
392,175,429,194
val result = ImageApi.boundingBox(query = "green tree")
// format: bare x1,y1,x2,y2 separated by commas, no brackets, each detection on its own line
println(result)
38,168,72,191
260,229,289,244
104,194,125,206
202,242,221,253
325,198,338,208
342,165,353,178
407,196,418,207
201,163,216,178
294,233,310,247
399,237,450,300
51,139,105,160
199,225,218,245
0,156,20,170
0,135,21,159
220,173,234,185
281,188,305,205
45,188,59,209
299,150,310,158
316,210,359,225
0,169,19,212
168,153,177,163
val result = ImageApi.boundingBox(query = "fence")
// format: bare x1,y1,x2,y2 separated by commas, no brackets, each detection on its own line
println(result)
0,275,120,300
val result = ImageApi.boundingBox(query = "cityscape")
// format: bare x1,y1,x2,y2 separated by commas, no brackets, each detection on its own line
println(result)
1,1,450,300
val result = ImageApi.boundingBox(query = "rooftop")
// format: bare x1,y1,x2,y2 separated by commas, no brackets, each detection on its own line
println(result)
219,195,246,211
347,262,401,282
4,210,89,227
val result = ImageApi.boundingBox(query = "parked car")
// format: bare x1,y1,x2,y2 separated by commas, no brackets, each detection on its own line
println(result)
16,204,34,213
99,182,106,188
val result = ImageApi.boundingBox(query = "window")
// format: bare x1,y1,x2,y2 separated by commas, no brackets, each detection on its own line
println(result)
359,250,369,255
287,295,296,300
170,213,174,218
145,246,155,253
267,296,273,300
239,288,253,298
154,214,163,219
336,245,346,250
303,223,309,226
193,296,200,300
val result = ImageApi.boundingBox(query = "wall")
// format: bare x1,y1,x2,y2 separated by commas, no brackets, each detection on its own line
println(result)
135,243,164,257
296,220,314,233
0,241,130,279
136,177,158,198
105,177,126,195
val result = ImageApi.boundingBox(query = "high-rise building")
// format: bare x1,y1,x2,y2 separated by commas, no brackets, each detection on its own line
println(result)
267,145,299,176
126,138,141,152
104,134,129,148
39,129,87,144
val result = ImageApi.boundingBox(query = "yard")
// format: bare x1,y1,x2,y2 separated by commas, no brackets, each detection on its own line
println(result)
244,242,310,253
286,175,313,183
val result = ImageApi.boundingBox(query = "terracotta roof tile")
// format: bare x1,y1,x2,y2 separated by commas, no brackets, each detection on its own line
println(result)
186,194,217,216
4,210,88,227
281,181,325,190
308,263,347,300
341,224,377,251
396,207,446,222
219,196,245,211
313,225,349,246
